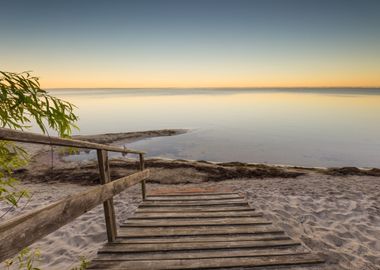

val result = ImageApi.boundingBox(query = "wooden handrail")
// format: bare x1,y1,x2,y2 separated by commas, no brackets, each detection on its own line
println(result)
0,127,144,154
0,169,150,262
0,127,150,262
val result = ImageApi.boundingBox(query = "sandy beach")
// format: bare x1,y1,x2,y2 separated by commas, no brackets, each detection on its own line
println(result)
1,131,379,270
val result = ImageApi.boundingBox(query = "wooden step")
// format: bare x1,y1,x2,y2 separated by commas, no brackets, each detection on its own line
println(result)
122,217,271,227
136,206,253,212
99,239,300,253
119,225,283,237
88,253,324,269
94,247,308,261
131,210,261,219
146,194,242,201
148,192,239,197
140,199,248,207
114,233,290,244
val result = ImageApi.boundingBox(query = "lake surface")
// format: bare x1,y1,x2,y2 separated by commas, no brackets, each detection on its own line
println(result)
48,88,380,167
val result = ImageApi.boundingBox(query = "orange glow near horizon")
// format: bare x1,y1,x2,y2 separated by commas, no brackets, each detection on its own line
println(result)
38,68,380,88
40,79,380,89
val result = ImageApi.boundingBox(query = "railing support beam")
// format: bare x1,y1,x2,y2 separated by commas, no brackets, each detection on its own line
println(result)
97,150,117,242
139,153,146,200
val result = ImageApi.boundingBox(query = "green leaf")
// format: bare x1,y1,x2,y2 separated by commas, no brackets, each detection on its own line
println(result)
0,70,79,210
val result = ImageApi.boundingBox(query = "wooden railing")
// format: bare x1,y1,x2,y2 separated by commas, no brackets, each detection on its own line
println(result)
0,128,150,262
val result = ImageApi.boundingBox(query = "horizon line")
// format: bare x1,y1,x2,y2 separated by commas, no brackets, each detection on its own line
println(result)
46,86,380,90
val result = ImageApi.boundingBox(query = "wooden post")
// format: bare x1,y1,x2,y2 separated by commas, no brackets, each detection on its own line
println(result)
139,153,146,200
97,150,117,242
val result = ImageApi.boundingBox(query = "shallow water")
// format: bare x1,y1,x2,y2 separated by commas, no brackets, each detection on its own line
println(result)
48,88,380,167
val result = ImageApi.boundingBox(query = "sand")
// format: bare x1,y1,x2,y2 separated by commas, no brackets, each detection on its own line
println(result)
2,173,379,269
1,130,379,269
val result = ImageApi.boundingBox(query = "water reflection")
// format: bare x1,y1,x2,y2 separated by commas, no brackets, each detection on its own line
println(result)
54,88,380,167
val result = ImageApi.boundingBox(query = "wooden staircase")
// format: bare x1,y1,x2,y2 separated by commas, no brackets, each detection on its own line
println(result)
88,192,324,270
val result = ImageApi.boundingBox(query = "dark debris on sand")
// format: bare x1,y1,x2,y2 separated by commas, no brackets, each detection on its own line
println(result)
16,159,305,185
325,167,380,177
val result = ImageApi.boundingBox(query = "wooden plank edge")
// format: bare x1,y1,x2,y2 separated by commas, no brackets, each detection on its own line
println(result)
146,192,239,197
113,235,292,244
135,207,255,213
87,253,324,269
120,222,273,228
128,214,264,219
92,251,311,262
98,239,302,253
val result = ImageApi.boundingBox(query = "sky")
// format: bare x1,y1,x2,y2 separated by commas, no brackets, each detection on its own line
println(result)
1,0,380,88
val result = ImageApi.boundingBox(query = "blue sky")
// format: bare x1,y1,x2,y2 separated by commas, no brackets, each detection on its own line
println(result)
1,0,380,87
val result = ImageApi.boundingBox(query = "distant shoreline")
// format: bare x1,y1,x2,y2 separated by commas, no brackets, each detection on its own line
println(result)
47,86,380,90
73,128,188,145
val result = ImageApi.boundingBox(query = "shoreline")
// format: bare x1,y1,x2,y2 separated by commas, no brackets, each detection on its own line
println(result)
16,129,380,185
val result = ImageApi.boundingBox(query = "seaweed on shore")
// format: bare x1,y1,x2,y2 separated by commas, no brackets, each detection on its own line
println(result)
16,158,305,185
325,167,380,177
110,159,305,180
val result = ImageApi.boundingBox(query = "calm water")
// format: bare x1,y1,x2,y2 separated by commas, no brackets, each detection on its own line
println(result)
48,88,380,167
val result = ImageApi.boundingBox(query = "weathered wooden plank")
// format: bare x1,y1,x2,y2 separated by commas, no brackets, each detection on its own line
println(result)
0,127,144,154
97,149,117,242
140,200,248,207
95,248,308,261
122,217,271,227
136,206,253,213
115,233,289,244
131,210,262,219
149,192,238,197
146,194,242,201
119,225,283,237
142,198,245,204
99,239,300,253
88,253,324,269
0,169,150,262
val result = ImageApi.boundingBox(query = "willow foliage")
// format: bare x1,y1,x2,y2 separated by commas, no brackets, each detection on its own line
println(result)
0,71,78,136
0,71,79,208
